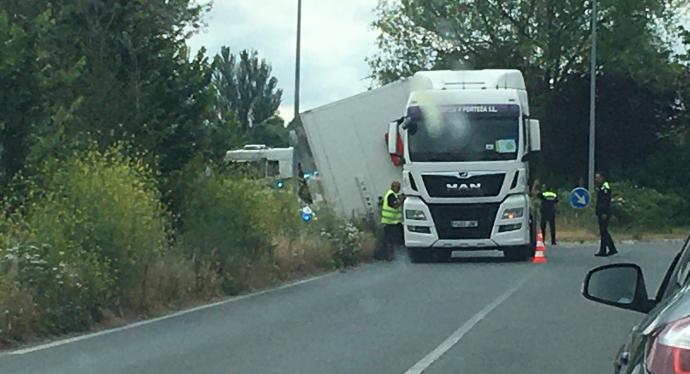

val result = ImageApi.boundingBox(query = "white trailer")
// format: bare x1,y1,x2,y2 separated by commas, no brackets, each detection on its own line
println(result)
301,70,541,261
300,79,412,219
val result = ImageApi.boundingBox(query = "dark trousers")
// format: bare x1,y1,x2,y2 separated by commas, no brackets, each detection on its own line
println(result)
540,212,556,244
383,224,403,259
597,215,618,254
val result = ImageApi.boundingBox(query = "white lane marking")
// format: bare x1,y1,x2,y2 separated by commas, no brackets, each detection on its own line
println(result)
7,272,336,355
404,270,536,374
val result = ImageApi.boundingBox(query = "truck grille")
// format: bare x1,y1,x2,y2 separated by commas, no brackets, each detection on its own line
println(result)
428,203,500,239
422,174,505,198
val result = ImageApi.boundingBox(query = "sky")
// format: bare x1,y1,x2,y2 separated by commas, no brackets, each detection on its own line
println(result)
189,2,690,123
189,0,379,122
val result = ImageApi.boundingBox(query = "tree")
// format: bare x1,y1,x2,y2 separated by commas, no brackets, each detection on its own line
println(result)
369,0,688,185
212,47,284,141
248,116,290,148
369,0,683,85
0,0,230,180
0,3,85,186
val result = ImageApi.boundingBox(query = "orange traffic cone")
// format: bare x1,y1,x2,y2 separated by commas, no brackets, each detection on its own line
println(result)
538,231,547,252
532,231,547,264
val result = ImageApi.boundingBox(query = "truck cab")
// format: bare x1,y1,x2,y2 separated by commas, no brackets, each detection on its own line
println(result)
387,70,541,261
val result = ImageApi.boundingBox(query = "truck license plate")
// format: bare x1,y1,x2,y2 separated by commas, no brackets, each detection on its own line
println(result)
451,220,478,228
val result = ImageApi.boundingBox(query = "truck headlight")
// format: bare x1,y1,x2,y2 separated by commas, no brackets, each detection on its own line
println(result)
405,209,427,220
502,207,524,220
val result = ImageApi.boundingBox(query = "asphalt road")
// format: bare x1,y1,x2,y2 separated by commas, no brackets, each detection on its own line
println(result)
0,241,681,374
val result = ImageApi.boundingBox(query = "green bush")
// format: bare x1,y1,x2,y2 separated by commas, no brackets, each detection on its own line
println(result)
311,210,362,267
176,161,378,291
320,222,361,267
0,268,36,346
611,182,689,229
547,182,689,234
0,147,171,335
0,243,114,334
177,164,306,293
0,154,377,345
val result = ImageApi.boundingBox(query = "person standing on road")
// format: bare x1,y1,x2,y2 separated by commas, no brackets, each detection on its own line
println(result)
595,172,618,257
538,185,559,245
381,181,405,261
296,163,313,205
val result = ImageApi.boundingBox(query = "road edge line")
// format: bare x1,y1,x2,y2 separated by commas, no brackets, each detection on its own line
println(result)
6,271,337,355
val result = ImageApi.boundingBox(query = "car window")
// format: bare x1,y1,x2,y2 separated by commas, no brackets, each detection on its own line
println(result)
659,236,690,300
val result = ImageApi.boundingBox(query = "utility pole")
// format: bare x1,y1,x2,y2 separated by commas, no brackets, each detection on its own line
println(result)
588,0,597,192
294,0,302,118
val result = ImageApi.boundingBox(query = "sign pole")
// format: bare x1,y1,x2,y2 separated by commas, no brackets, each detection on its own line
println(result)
294,0,302,118
588,0,597,192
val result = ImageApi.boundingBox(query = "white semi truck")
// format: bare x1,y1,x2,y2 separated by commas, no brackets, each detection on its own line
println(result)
300,70,541,261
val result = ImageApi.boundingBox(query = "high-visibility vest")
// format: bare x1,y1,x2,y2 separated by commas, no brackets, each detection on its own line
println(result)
541,191,558,200
381,189,402,224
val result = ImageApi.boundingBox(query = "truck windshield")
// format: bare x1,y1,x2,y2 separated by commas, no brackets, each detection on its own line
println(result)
408,104,520,162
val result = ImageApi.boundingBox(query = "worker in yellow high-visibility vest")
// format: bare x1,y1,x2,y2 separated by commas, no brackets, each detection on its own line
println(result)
381,181,405,261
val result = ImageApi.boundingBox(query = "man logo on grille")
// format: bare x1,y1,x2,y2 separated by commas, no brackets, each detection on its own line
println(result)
446,183,481,191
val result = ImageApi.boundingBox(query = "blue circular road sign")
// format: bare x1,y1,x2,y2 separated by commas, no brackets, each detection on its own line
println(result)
569,187,591,209
301,206,314,222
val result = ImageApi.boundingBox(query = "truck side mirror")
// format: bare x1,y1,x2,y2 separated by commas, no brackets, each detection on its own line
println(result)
529,119,541,152
388,122,398,154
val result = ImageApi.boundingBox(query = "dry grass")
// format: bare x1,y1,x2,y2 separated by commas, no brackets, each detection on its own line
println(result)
245,230,378,291
0,229,379,350
557,226,599,242
557,224,689,243
270,234,335,280
0,272,38,348
548,205,688,243
356,231,378,261
127,254,197,313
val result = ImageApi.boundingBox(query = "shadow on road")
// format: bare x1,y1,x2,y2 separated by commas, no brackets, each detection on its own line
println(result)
443,256,520,264
396,250,530,265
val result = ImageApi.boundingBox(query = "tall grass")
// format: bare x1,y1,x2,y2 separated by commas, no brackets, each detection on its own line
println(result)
0,151,375,348
539,182,689,241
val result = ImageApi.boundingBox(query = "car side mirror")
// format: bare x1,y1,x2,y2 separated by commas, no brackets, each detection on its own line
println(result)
582,263,656,313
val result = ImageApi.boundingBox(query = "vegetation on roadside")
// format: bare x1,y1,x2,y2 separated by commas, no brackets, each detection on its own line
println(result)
539,182,690,242
2,0,689,351
0,151,376,348
0,1,375,349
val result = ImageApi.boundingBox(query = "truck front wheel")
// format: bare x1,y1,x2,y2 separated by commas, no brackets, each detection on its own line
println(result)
407,247,433,263
503,246,531,261
434,249,453,262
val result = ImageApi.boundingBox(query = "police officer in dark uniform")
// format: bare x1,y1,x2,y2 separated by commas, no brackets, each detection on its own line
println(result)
538,185,559,245
595,172,618,257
